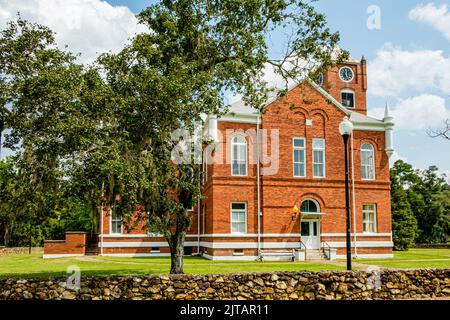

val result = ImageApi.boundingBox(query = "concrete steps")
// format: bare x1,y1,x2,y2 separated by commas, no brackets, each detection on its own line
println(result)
306,249,328,261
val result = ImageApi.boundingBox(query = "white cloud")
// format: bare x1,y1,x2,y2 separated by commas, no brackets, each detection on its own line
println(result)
409,3,450,42
389,151,408,167
368,43,450,97
0,0,147,64
369,94,450,131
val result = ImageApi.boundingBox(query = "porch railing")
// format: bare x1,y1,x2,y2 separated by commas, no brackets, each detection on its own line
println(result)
321,241,331,260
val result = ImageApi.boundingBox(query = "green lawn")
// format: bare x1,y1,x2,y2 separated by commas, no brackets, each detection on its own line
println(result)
1,249,449,279
353,248,450,269
0,253,345,278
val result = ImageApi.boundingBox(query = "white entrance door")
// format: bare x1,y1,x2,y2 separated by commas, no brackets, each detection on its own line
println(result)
301,220,320,249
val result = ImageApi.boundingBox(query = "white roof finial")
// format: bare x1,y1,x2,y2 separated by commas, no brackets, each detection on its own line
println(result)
383,102,394,126
384,102,390,118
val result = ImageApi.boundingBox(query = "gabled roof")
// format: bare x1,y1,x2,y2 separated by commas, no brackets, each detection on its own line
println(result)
227,78,351,117
218,78,389,131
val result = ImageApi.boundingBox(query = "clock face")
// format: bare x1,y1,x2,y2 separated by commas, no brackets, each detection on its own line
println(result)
339,67,354,82
317,73,324,86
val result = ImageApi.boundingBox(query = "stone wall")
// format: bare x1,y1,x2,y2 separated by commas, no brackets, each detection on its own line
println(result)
1,269,449,300
0,247,43,256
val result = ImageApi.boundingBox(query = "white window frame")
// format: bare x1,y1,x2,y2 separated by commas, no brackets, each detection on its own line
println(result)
231,135,248,176
300,199,321,213
230,202,247,234
341,89,355,108
110,209,123,235
361,143,376,180
312,138,326,178
363,204,377,234
293,137,306,177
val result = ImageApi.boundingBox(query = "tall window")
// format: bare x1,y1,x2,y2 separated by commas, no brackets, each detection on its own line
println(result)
363,204,377,233
293,138,306,177
231,203,247,234
361,143,375,180
341,90,355,108
313,138,326,178
231,135,247,176
110,209,122,234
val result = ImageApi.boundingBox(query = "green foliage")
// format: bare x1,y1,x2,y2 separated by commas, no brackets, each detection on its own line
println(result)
0,158,95,246
391,160,450,247
390,166,418,250
0,17,97,246
1,2,345,274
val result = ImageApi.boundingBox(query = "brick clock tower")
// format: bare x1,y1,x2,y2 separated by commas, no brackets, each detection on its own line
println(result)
321,56,368,115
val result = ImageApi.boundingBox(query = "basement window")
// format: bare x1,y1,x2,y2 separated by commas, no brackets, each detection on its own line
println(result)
233,249,244,256
151,247,161,253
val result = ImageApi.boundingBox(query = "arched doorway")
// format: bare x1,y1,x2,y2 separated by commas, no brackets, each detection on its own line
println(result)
300,199,321,249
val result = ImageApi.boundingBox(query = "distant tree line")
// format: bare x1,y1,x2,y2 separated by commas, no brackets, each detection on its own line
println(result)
0,159,96,247
390,160,450,250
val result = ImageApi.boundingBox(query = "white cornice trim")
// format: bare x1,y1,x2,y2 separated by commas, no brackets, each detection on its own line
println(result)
101,234,198,239
200,233,301,238
102,234,151,238
99,241,301,249
100,253,171,257
327,241,393,248
98,240,393,249
322,233,392,237
99,241,199,248
352,123,386,132
201,242,301,249
218,115,258,124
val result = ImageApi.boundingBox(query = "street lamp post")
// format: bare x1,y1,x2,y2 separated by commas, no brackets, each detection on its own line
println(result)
339,116,354,271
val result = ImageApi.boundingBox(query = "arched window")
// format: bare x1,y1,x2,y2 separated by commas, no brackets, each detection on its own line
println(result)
361,143,375,180
300,199,320,213
341,89,355,108
231,135,247,176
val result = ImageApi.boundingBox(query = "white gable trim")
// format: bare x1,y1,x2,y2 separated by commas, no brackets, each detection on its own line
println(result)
352,123,386,132
212,78,389,132
218,114,258,124
306,79,351,116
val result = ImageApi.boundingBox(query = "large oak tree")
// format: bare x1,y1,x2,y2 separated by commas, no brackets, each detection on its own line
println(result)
1,1,346,274
98,0,346,273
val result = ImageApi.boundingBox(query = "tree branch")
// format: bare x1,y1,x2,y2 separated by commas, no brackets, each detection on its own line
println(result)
428,119,450,141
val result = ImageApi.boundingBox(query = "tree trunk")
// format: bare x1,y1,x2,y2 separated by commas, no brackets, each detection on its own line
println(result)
168,209,190,274
4,220,12,247
3,223,8,247
170,231,185,274
29,232,32,254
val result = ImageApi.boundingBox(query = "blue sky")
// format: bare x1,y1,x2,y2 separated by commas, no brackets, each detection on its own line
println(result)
105,0,450,176
0,0,449,177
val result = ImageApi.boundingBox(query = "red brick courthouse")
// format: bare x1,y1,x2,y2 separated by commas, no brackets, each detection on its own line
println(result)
44,55,395,260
